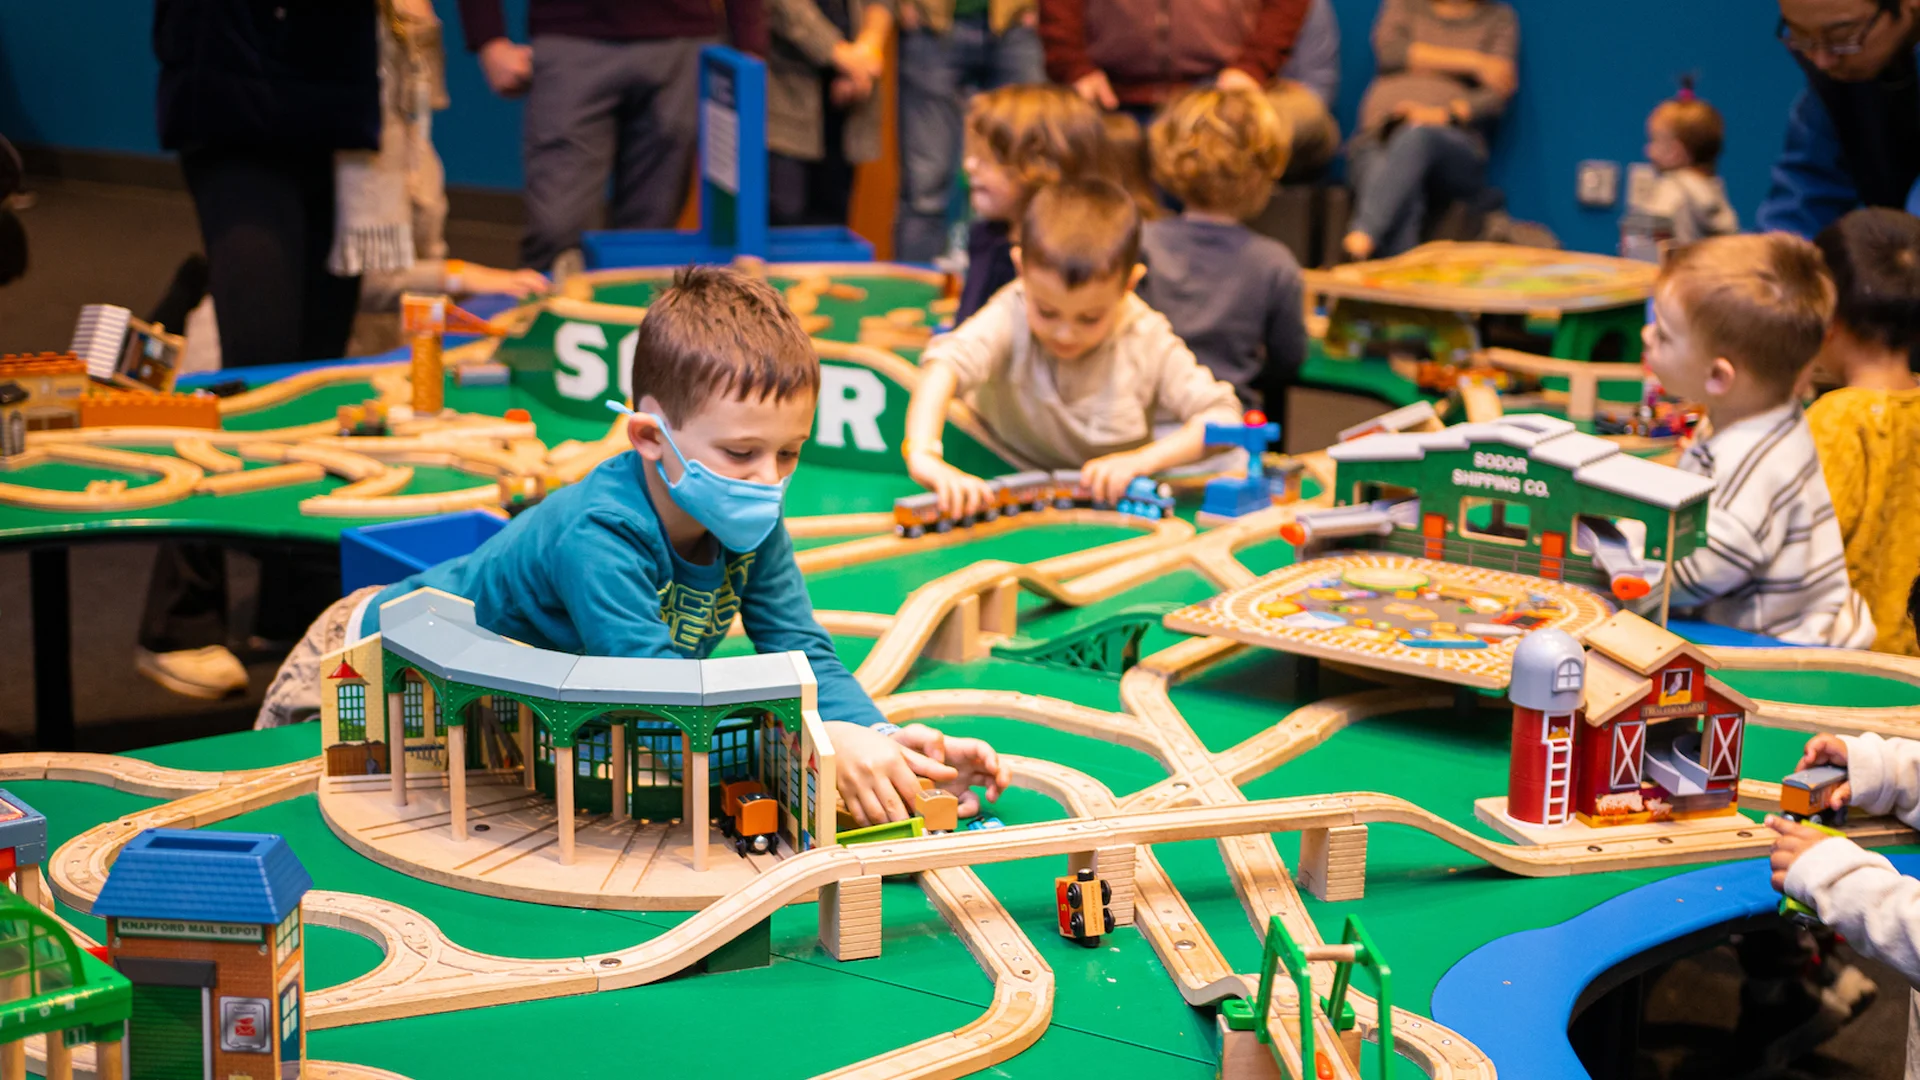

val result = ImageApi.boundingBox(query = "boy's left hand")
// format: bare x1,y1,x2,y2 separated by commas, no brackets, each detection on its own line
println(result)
1082,452,1147,506
890,723,1011,817
826,721,957,826
1767,814,1838,892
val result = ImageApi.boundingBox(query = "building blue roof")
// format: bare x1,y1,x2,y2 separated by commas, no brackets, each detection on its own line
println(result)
95,830,312,925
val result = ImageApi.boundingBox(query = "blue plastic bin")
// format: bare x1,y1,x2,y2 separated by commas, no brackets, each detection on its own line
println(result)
340,511,506,593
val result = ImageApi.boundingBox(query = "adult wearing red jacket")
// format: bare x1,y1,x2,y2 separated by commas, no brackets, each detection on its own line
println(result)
1039,0,1335,176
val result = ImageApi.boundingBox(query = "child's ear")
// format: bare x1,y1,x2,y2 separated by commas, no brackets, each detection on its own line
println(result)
1009,246,1023,274
627,396,668,460
1127,263,1147,291
1704,356,1738,397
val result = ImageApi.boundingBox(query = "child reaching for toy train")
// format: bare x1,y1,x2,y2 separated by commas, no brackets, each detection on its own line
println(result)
258,266,1010,827
903,178,1244,521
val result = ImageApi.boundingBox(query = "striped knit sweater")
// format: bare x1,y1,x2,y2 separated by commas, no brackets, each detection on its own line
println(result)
1666,403,1877,648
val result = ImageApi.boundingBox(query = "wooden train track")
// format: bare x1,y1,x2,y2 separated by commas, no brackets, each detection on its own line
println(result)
40,493,1920,1080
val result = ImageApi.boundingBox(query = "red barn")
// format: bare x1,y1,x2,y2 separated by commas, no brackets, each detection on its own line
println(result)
1506,610,1753,828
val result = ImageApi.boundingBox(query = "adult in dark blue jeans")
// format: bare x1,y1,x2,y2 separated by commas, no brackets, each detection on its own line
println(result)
1342,0,1518,261
894,0,1044,263
1758,0,1920,238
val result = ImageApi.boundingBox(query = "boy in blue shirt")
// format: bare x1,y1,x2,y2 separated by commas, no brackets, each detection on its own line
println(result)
261,266,1009,826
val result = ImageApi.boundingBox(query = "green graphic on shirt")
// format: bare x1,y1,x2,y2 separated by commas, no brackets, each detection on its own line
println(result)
659,553,756,651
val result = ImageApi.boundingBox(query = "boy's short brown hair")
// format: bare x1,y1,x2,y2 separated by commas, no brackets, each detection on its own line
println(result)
1660,232,1835,390
1149,86,1291,220
1653,97,1725,173
629,265,819,425
1020,178,1141,289
966,85,1107,218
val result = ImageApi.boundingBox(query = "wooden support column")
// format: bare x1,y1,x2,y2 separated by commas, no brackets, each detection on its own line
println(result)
519,703,535,789
96,1035,123,1080
819,874,883,960
388,691,408,807
1069,846,1136,926
554,745,576,865
925,593,983,663
16,864,40,909
45,1035,71,1080
1216,1015,1282,1080
611,722,629,823
448,723,468,841
980,578,1019,638
1297,824,1368,902
689,737,709,872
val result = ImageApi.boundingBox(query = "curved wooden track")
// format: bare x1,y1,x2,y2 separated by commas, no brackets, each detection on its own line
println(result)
43,486,1920,1080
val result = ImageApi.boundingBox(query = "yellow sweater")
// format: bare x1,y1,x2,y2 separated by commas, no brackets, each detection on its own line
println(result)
1808,386,1920,655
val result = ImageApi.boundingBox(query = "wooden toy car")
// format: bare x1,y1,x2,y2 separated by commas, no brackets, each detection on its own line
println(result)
719,779,779,854
1055,867,1114,947
893,492,946,538
915,785,959,833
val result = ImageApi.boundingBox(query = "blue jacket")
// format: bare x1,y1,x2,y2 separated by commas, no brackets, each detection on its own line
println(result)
363,452,886,727
1757,48,1920,238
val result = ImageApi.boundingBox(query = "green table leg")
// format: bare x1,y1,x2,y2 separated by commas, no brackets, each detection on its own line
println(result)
1550,304,1647,364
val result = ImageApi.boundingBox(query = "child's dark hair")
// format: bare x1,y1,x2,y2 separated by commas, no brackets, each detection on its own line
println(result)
629,265,819,425
1815,208,1920,366
1019,179,1141,289
1909,567,1920,632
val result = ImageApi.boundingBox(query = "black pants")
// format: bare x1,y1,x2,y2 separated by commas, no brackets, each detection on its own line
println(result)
142,148,356,654
769,78,855,227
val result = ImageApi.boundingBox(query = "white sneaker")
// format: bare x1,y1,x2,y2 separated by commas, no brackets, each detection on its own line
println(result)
134,645,249,699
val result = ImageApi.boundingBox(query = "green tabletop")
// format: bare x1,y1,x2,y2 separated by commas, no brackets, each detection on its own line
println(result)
31,494,1914,1079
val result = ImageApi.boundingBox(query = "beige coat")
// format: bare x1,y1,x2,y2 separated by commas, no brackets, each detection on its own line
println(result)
767,0,896,163
923,281,1243,470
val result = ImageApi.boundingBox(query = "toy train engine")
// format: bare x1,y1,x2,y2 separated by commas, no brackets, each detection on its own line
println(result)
1781,764,1849,829
719,779,780,855
1055,867,1115,947
1114,476,1175,520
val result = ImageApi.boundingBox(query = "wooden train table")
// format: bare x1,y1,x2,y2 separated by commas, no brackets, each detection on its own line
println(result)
1307,242,1659,369
1,266,955,747
17,471,1920,1080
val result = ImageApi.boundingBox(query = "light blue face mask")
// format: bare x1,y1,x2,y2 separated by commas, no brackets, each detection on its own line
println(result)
609,401,789,552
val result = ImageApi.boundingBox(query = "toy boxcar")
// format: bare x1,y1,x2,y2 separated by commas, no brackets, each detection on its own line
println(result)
893,492,946,538
1055,867,1114,947
915,785,959,833
1781,764,1849,828
998,470,1053,515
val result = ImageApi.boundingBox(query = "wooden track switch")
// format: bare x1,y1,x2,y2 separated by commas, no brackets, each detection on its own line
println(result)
1297,825,1367,902
820,873,883,961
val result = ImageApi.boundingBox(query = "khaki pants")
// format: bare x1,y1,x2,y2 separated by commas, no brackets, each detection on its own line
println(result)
255,586,384,729
1266,79,1340,181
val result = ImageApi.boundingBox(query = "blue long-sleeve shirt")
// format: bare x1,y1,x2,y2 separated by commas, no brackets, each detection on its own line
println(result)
1758,80,1920,239
360,451,885,727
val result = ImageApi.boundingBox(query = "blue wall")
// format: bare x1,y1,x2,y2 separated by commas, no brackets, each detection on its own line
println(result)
0,0,1806,255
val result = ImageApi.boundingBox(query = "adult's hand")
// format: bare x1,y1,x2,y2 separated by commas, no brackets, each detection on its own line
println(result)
1073,69,1119,110
478,38,533,98
1477,56,1518,97
1396,102,1455,128
1215,67,1263,95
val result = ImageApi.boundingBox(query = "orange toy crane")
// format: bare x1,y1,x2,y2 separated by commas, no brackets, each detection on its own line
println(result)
401,293,507,414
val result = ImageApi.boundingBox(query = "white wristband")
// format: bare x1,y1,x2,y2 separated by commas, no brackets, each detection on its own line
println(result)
870,722,903,737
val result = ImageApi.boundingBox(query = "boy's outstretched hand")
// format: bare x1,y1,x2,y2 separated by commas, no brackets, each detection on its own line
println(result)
1767,814,1838,892
1081,451,1148,507
1798,734,1853,810
890,723,1011,817
907,452,997,520
824,721,1011,826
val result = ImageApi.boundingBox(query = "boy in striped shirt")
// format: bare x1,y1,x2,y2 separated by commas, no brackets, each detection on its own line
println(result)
1641,232,1876,648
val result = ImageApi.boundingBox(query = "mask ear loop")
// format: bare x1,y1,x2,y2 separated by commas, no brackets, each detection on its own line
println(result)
607,400,693,473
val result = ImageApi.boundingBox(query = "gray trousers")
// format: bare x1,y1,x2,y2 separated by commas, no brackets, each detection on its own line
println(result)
521,34,713,270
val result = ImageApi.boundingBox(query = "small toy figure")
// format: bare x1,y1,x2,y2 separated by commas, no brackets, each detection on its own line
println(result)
337,400,390,437
1055,866,1115,947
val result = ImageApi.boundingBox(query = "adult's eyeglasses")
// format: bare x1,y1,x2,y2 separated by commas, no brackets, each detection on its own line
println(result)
1777,8,1889,56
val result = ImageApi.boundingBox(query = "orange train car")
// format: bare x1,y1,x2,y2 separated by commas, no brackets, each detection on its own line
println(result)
1780,765,1848,828
719,779,780,855
1055,867,1114,947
